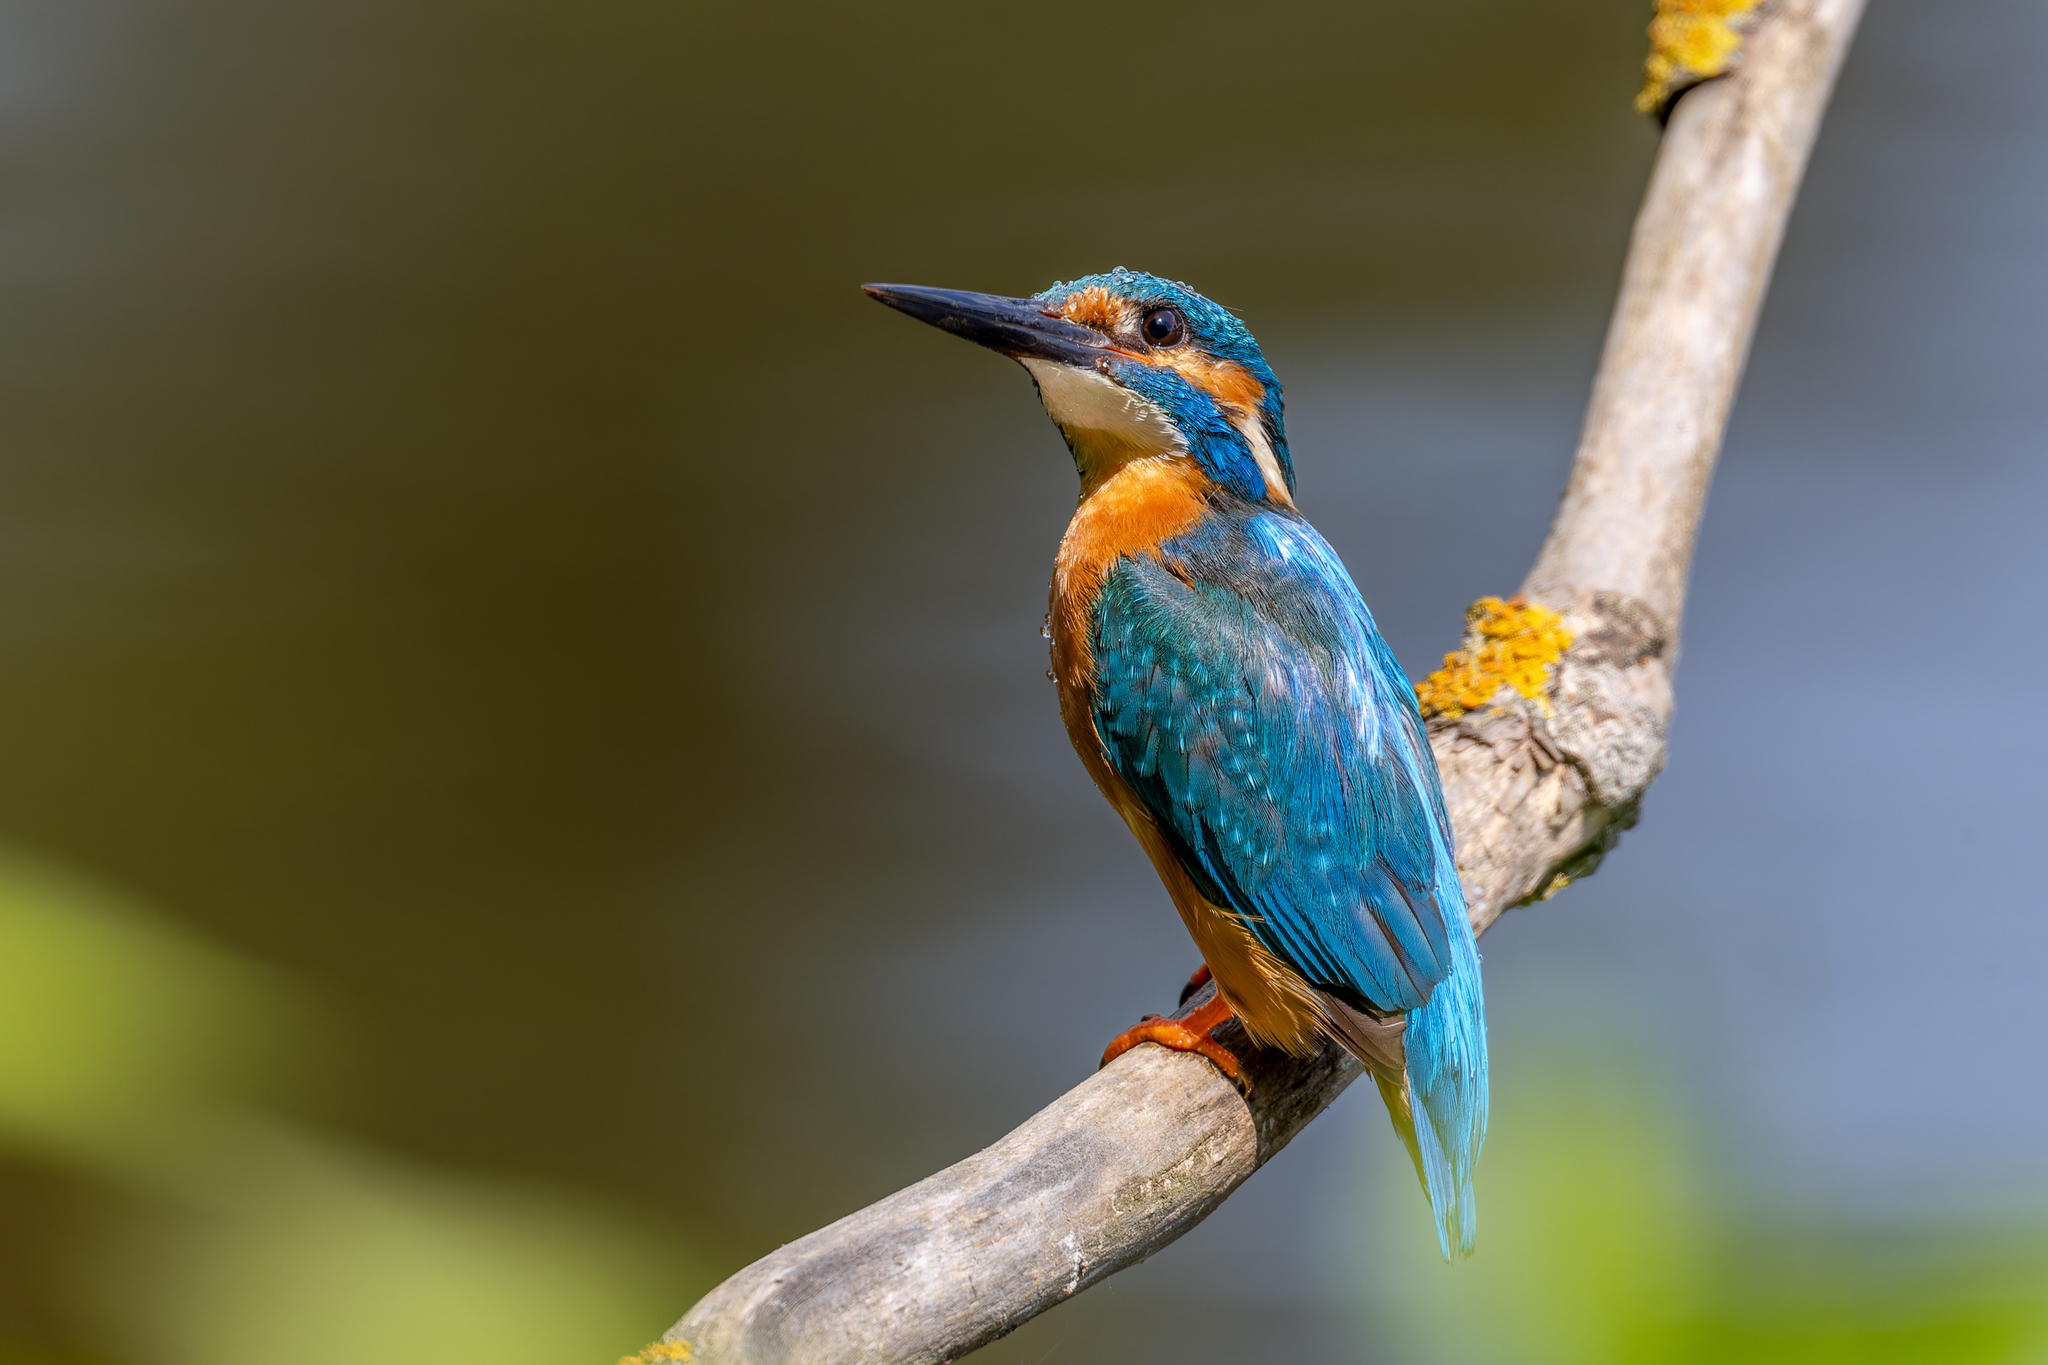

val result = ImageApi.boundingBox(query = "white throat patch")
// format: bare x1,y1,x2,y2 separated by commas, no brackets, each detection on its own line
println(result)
1019,359,1183,458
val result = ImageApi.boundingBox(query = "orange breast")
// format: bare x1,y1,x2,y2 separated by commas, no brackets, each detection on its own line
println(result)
1047,455,1208,759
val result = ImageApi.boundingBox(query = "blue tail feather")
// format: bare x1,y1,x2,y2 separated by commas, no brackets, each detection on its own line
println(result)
1398,920,1488,1258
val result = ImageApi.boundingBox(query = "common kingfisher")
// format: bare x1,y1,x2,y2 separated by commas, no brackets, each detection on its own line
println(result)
865,269,1488,1257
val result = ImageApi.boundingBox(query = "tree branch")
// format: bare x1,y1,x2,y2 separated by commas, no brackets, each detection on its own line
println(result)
655,2,1866,1359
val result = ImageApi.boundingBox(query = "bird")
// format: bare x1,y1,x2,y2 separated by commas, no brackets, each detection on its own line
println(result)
864,268,1487,1258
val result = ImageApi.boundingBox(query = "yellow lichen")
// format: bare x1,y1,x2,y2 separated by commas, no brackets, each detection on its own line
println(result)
1637,0,1763,117
1415,596,1574,720
618,1341,693,1364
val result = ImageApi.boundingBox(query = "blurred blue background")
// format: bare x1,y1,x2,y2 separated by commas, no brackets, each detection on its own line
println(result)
0,1,2043,1362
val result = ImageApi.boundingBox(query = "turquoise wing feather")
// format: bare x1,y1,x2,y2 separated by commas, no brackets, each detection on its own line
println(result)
1090,505,1452,1012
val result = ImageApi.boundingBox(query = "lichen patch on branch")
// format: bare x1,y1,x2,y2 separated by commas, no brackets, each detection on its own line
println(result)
1415,596,1574,720
1638,0,1765,116
619,1341,693,1364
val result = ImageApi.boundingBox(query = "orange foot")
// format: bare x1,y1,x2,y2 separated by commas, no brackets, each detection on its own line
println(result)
1100,964,1243,1088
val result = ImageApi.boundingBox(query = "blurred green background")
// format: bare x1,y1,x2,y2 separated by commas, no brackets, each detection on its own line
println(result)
1,1,2045,1361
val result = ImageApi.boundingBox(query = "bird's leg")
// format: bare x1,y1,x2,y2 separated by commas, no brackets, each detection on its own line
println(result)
1100,963,1244,1089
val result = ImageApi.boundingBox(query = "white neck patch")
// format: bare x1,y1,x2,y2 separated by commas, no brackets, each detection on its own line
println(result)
1229,408,1293,506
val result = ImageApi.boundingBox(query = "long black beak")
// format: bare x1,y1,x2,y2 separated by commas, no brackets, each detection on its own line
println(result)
862,283,1108,367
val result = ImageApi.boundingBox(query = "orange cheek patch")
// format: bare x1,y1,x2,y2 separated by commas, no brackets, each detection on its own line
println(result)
1169,354,1266,413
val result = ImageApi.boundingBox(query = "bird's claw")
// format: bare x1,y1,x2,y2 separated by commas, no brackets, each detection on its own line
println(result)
1099,973,1246,1092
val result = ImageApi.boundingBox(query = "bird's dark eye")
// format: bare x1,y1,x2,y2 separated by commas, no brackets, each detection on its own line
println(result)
1141,307,1185,347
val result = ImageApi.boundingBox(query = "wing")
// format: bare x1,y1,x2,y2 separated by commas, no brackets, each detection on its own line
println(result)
1090,507,1456,1013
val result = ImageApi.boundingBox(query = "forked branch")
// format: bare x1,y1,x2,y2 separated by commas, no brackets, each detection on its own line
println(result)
653,2,1867,1359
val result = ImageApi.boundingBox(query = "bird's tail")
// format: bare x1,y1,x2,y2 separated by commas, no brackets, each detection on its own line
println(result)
1383,923,1489,1259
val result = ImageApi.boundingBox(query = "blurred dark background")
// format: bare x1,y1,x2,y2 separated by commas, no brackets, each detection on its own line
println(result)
0,2,2044,1362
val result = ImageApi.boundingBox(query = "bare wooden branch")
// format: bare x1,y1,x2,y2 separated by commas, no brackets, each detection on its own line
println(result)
659,3,1866,1359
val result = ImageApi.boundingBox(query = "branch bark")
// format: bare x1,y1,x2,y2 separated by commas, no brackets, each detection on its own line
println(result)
661,2,1866,1358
